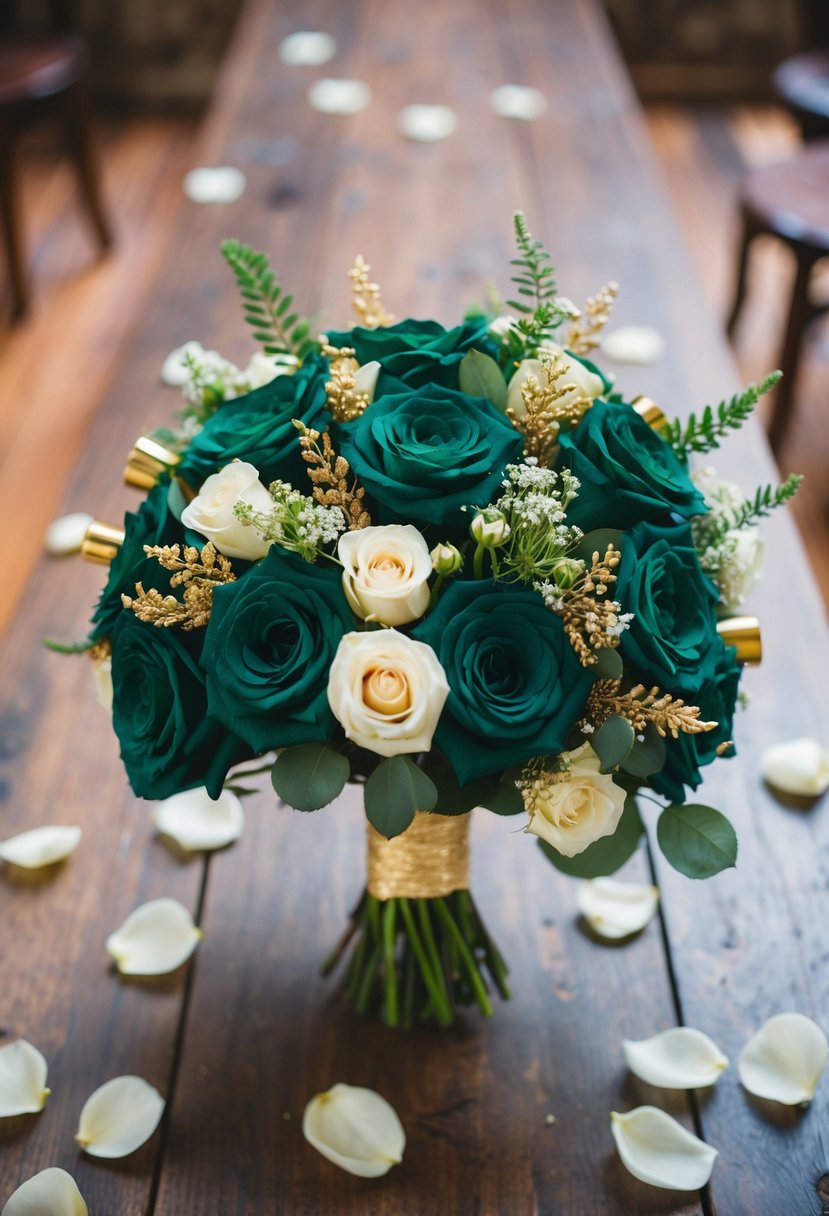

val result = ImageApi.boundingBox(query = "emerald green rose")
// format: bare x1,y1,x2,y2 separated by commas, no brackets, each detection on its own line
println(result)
413,580,594,783
340,384,523,530
111,612,249,800
649,641,742,803
177,356,328,491
616,521,721,696
557,399,706,531
200,548,354,753
325,317,495,390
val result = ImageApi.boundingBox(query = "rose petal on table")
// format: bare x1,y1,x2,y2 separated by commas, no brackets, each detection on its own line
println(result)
154,787,244,852
279,30,337,66
610,1106,717,1190
106,897,202,976
302,1082,405,1178
43,513,94,557
761,738,829,797
1,1168,87,1216
489,84,547,120
624,1028,729,1089
308,78,371,115
161,340,203,386
0,1040,50,1117
601,325,665,365
577,878,659,939
738,1012,827,1104
0,825,81,869
397,104,457,142
92,656,113,712
183,167,246,204
75,1075,164,1158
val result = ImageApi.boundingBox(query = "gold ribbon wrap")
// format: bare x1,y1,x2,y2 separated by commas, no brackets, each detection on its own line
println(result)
367,811,471,901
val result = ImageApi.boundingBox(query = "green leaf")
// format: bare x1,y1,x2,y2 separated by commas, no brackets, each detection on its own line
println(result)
426,763,493,815
220,238,318,360
271,744,349,811
592,714,635,773
458,349,508,410
621,724,667,779
479,767,525,815
656,803,737,879
364,756,438,839
537,793,644,878
592,648,624,680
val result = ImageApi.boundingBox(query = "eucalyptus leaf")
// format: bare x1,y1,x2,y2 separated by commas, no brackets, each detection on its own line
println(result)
459,349,508,410
167,477,191,523
593,714,635,773
364,756,437,839
480,768,524,815
656,803,737,879
592,648,624,680
271,744,350,811
622,724,667,779
538,794,643,878
426,763,492,815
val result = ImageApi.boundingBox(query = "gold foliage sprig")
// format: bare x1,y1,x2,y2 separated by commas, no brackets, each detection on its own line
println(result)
566,281,619,356
121,542,235,630
88,639,112,662
320,338,371,422
553,545,626,666
296,423,371,530
507,351,591,465
584,678,718,738
348,255,394,329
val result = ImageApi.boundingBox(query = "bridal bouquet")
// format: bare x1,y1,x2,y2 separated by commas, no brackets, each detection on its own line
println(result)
71,214,799,1027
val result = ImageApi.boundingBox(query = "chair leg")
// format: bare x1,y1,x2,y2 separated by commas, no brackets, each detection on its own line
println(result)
726,211,758,340
62,78,113,251
767,250,819,455
0,121,28,320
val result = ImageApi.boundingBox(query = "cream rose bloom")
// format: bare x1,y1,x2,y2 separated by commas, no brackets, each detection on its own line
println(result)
327,630,448,757
338,525,431,626
525,742,626,856
181,461,273,561
507,341,604,419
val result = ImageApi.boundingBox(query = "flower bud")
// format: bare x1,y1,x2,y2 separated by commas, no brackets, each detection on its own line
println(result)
470,508,510,547
430,543,463,574
551,557,584,590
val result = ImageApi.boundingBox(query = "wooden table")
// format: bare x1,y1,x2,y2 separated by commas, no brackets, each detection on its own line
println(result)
3,1,829,1212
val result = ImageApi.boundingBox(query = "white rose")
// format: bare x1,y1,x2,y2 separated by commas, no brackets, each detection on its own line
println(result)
93,656,113,712
338,525,432,626
243,352,287,390
354,359,381,402
507,341,604,419
691,466,743,513
525,742,626,856
181,461,273,560
488,314,517,341
327,630,449,757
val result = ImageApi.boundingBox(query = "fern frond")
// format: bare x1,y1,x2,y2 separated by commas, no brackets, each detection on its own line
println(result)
665,372,781,462
504,213,574,355
220,239,318,361
700,473,803,546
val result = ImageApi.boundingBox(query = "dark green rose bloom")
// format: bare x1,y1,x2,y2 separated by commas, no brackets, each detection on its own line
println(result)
649,641,742,803
616,521,721,697
340,384,523,530
177,356,328,491
413,580,595,783
325,318,495,390
90,483,180,641
200,547,354,754
557,399,707,531
111,612,249,800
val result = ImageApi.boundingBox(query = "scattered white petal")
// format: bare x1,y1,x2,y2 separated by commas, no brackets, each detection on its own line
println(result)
183,167,246,205
738,1012,827,1104
0,1040,50,1116
154,787,244,852
601,326,665,365
43,513,94,557
490,84,547,120
610,1106,717,1190
577,878,659,940
0,826,81,869
92,656,113,712
308,78,371,116
303,1082,405,1178
161,341,203,386
279,30,337,66
1,1168,87,1216
76,1076,164,1158
397,104,457,142
106,897,202,976
624,1028,729,1089
762,738,829,797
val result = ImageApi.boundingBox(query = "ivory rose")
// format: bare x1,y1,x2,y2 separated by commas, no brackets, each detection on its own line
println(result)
507,341,604,419
338,525,432,626
181,461,273,560
525,742,626,856
327,630,448,757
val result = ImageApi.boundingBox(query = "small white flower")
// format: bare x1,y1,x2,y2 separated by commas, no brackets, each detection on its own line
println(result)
738,1012,827,1104
0,1040,50,1116
161,340,203,387
76,1076,164,1158
0,826,81,869
338,525,432,626
1,1168,87,1216
303,1083,405,1177
470,509,510,547
106,898,202,976
181,461,273,560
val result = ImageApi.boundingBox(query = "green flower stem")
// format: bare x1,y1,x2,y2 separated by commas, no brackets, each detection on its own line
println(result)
399,899,453,1026
434,898,494,1018
428,572,446,611
356,945,382,1014
382,899,399,1027
473,543,486,579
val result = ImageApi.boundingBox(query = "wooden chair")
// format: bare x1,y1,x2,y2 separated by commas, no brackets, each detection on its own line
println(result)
773,50,829,140
0,36,112,320
726,140,829,454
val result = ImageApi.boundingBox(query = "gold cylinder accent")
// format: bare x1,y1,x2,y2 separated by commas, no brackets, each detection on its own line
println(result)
124,436,182,490
81,520,126,565
632,395,668,431
717,615,762,665
367,811,471,901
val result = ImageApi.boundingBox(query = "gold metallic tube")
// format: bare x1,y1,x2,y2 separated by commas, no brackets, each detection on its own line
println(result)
717,615,762,665
124,436,182,490
632,395,668,431
81,521,125,565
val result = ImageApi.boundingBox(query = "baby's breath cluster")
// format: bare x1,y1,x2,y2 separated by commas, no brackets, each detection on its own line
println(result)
494,459,583,584
234,480,346,562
